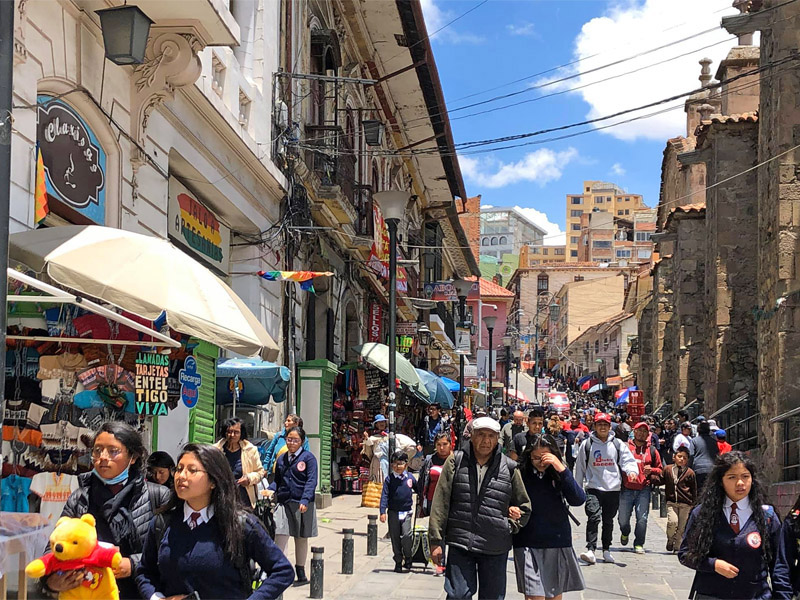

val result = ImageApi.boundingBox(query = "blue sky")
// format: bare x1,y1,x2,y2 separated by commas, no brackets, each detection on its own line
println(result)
420,0,741,244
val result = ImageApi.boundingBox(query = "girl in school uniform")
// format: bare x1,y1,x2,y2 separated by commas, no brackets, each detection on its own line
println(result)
773,492,800,597
678,451,791,599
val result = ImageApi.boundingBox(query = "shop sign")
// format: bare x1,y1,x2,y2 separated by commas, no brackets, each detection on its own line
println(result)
168,177,231,273
368,204,407,292
37,95,106,224
537,378,550,391
434,364,458,378
440,353,453,365
397,335,414,354
135,352,170,416
455,326,471,355
396,322,418,336
179,356,202,408
464,364,478,378
477,350,496,378
368,303,383,343
423,280,480,302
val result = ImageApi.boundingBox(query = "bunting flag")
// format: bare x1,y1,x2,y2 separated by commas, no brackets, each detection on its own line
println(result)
34,144,49,224
257,270,334,293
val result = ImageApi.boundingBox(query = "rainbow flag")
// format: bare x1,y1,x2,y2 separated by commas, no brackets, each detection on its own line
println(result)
34,145,49,224
257,270,334,292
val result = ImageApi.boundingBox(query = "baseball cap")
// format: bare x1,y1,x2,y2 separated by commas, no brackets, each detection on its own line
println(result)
594,412,612,424
715,429,727,438
696,416,706,422
472,417,501,433
681,421,692,429
373,414,387,424
633,422,649,431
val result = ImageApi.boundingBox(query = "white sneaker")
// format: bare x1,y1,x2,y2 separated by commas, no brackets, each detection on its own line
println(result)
579,550,596,565
603,550,615,563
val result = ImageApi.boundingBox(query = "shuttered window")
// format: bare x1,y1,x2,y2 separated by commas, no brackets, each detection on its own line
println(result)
189,340,219,444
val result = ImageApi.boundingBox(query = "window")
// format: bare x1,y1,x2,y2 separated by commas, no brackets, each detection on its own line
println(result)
571,210,583,217
537,274,549,293
625,209,630,215
618,210,624,216
531,247,540,254
482,238,488,246
572,223,581,231
585,187,590,192
616,249,631,258
604,337,609,351
570,236,579,244
626,197,631,202
635,232,652,242
554,248,565,256
593,241,612,248
574,275,584,282
543,248,549,255
499,236,507,245
571,197,582,205
638,249,652,259
490,237,498,245
594,340,600,354
571,250,578,257
594,197,604,204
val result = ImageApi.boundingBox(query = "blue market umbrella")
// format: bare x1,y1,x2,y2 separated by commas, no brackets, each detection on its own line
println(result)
440,376,461,392
577,375,593,386
415,369,455,409
587,383,608,394
216,358,291,405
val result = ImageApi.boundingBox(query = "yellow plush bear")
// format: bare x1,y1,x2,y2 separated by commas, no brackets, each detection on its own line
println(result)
26,514,122,600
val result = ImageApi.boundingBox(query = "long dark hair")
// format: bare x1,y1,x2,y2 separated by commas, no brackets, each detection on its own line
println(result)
221,417,248,440
92,421,146,470
163,444,246,566
519,434,564,482
683,451,773,567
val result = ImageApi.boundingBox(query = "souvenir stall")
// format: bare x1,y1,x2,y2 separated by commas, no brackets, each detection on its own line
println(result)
1,226,279,528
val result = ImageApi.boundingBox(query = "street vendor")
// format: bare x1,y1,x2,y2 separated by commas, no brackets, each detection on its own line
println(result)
362,414,417,481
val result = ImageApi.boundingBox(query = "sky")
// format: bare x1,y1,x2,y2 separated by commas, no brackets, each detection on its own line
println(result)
419,0,743,245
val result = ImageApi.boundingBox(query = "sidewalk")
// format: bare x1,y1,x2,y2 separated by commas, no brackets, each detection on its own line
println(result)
279,492,695,600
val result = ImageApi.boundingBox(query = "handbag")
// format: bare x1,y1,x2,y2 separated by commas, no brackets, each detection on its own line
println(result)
361,480,382,508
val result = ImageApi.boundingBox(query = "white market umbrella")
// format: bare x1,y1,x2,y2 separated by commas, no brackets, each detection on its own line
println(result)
353,342,429,398
9,226,279,360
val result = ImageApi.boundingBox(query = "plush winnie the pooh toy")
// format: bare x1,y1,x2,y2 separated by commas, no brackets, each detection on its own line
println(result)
26,514,122,600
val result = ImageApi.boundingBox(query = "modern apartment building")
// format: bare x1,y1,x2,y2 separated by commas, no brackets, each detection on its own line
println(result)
566,181,647,261
577,208,656,265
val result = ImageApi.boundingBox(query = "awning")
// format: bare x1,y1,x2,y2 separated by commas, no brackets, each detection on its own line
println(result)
440,377,460,392
9,226,280,360
415,369,454,408
577,375,593,386
587,383,608,394
606,376,623,386
216,358,291,405
353,343,429,398
506,388,529,403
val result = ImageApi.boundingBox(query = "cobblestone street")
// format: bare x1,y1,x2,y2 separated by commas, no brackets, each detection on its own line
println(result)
281,493,694,600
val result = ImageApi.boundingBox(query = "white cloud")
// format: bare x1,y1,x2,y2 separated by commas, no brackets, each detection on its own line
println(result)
514,206,566,246
552,0,740,141
507,23,537,37
420,0,485,44
459,147,578,189
611,162,626,176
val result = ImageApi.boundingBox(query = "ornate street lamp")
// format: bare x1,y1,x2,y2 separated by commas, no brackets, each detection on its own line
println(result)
374,190,409,458
483,314,497,409
502,333,512,405
417,323,432,347
96,5,153,65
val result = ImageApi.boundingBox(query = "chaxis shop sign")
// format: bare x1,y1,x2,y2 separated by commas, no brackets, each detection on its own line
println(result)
368,303,383,343
37,95,107,224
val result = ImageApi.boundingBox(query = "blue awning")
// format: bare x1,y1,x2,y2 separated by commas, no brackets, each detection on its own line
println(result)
577,375,593,386
216,358,291,405
440,376,460,392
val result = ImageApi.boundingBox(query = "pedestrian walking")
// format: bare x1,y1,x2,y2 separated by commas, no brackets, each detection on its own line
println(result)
146,450,175,490
41,422,171,600
380,451,417,572
268,427,318,586
262,413,309,475
429,417,531,599
364,414,418,481
135,443,295,600
716,429,733,454
618,422,663,554
615,413,632,442
501,410,526,456
678,451,790,599
417,403,445,457
214,417,266,509
690,421,719,493
663,446,696,553
574,412,638,565
546,415,568,459
773,492,800,596
417,432,453,518
673,422,694,454
662,419,677,464
511,408,545,461
513,434,585,600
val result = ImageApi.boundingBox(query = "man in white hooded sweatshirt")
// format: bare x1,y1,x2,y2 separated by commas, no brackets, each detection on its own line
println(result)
575,412,638,565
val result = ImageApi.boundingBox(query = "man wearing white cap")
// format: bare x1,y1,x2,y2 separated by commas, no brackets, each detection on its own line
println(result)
429,417,531,599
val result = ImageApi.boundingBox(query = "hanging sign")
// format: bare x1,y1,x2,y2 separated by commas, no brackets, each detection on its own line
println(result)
455,326,471,355
396,335,414,354
423,280,480,302
368,204,408,292
179,356,203,408
368,303,383,343
396,322,418,336
168,177,231,273
433,364,458,378
135,352,170,416
36,95,107,224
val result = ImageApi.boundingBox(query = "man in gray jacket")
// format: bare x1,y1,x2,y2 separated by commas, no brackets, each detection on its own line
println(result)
575,412,638,565
429,417,531,599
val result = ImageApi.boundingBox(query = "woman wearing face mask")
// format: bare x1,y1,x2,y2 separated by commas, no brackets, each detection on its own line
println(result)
136,443,295,600
42,422,171,600
678,451,791,599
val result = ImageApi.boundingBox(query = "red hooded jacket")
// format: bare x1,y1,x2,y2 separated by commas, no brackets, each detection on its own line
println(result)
622,438,663,490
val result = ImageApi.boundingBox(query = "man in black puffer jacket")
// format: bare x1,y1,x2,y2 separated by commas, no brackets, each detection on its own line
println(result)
429,417,531,599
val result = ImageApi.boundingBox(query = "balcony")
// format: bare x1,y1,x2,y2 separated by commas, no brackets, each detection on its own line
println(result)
344,185,374,256
304,125,357,226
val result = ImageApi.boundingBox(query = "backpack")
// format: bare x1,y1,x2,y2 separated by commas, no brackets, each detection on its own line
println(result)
583,437,627,481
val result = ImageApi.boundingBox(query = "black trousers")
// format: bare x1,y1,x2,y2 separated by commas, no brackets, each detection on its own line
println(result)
585,488,620,551
387,510,413,565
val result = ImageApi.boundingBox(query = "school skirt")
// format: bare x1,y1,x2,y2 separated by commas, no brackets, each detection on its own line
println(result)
274,500,318,538
513,546,585,598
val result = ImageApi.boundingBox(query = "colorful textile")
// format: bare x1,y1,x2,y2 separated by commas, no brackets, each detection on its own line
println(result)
257,270,334,293
1,474,32,512
34,145,49,224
